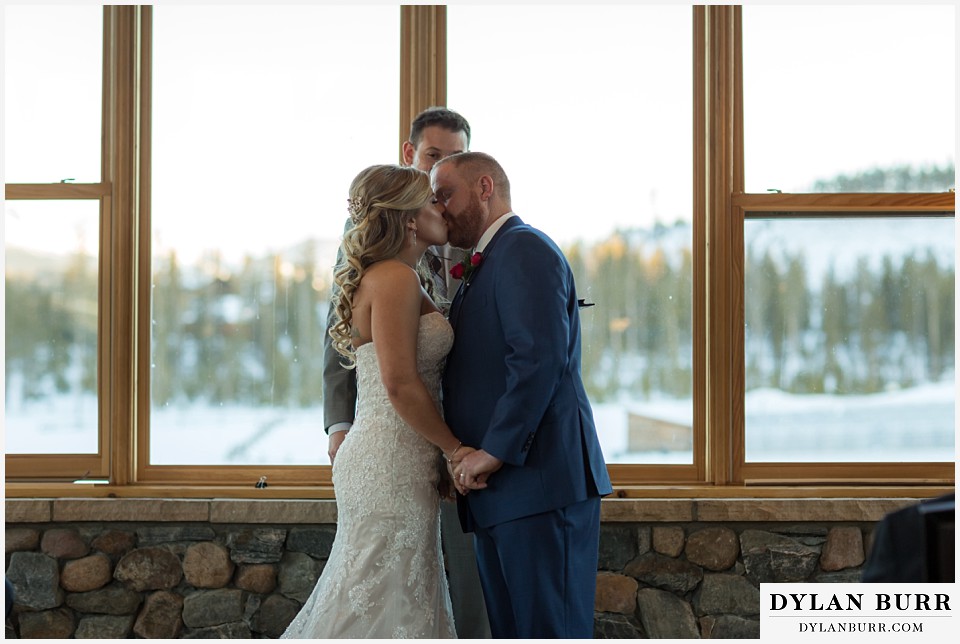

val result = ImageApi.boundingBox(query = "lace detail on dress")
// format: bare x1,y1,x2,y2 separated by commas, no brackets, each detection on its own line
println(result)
281,312,456,639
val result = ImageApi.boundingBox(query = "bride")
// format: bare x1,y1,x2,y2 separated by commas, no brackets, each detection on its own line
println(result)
282,164,473,639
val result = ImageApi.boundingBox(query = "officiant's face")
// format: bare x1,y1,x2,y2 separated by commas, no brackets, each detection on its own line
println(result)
404,126,469,172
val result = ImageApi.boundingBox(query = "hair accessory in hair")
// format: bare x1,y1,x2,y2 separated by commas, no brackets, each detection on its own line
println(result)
347,196,365,222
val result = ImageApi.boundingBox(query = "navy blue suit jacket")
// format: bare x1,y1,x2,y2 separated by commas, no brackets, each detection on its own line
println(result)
443,216,612,531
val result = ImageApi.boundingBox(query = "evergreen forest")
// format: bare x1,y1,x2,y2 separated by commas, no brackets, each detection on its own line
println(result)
5,164,955,410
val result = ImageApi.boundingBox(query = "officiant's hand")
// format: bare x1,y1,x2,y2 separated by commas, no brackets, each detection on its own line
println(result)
456,449,503,490
328,429,349,465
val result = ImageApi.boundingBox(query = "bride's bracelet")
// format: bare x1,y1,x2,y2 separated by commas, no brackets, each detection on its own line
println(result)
444,441,463,463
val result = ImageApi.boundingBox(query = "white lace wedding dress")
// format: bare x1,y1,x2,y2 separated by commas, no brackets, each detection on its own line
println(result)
282,311,457,639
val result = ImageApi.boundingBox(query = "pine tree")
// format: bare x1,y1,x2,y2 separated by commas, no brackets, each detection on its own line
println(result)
854,257,882,392
781,253,810,391
820,265,846,393
921,251,944,381
151,250,182,405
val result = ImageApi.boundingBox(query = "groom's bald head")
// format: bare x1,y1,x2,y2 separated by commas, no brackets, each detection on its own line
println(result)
433,152,512,207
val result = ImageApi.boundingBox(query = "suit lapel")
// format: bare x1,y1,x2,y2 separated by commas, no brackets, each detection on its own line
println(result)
480,216,522,260
448,282,466,330
447,217,525,332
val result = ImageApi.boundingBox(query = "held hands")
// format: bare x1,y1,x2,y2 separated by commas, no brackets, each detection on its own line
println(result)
452,449,503,492
444,445,477,496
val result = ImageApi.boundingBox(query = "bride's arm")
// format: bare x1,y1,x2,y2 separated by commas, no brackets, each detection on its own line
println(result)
367,262,463,461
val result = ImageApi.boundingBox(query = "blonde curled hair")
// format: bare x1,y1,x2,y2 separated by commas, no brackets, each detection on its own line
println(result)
331,164,434,366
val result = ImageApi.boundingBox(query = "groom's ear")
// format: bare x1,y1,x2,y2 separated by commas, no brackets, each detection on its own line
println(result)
478,175,494,201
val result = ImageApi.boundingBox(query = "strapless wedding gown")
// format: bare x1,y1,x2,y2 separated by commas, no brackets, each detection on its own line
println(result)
282,311,457,639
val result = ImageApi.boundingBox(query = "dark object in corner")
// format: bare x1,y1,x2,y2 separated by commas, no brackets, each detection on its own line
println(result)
6,577,14,618
861,493,954,583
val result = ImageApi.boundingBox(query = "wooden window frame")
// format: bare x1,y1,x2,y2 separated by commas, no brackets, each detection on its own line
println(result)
731,198,955,487
4,6,142,482
707,6,954,487
5,5,954,497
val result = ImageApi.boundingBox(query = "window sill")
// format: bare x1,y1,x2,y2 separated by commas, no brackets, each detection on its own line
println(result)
5,483,950,524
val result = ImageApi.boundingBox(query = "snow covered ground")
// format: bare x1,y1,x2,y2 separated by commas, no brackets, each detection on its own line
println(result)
5,379,954,466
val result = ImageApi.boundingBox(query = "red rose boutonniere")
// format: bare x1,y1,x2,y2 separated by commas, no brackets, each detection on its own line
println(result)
450,252,483,283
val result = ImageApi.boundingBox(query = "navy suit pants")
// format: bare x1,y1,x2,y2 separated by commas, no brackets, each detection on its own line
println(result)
471,496,601,638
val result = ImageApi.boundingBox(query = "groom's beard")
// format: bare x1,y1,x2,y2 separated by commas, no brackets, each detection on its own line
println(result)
447,192,484,250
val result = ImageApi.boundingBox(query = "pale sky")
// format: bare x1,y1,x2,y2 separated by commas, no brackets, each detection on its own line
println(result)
2,2,957,265
1,1,957,463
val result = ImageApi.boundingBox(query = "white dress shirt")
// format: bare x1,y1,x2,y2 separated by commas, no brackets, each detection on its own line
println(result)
475,212,517,254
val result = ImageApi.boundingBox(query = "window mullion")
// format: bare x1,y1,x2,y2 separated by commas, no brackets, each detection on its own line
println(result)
704,5,743,486
102,5,143,486
399,5,447,152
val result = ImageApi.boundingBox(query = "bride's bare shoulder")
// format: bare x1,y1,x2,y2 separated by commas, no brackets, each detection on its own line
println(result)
358,260,420,306
363,259,419,285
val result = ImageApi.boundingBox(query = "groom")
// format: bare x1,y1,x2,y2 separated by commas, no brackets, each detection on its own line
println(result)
432,152,612,638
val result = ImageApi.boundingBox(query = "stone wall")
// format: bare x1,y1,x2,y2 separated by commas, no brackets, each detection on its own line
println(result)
6,524,333,638
593,522,868,638
4,497,917,639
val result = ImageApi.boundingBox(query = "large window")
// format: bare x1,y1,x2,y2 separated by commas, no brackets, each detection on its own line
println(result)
5,201,100,455
4,5,107,479
147,6,398,468
3,5,103,183
744,216,954,463
5,6,954,493
743,5,954,194
448,5,695,467
740,5,955,472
